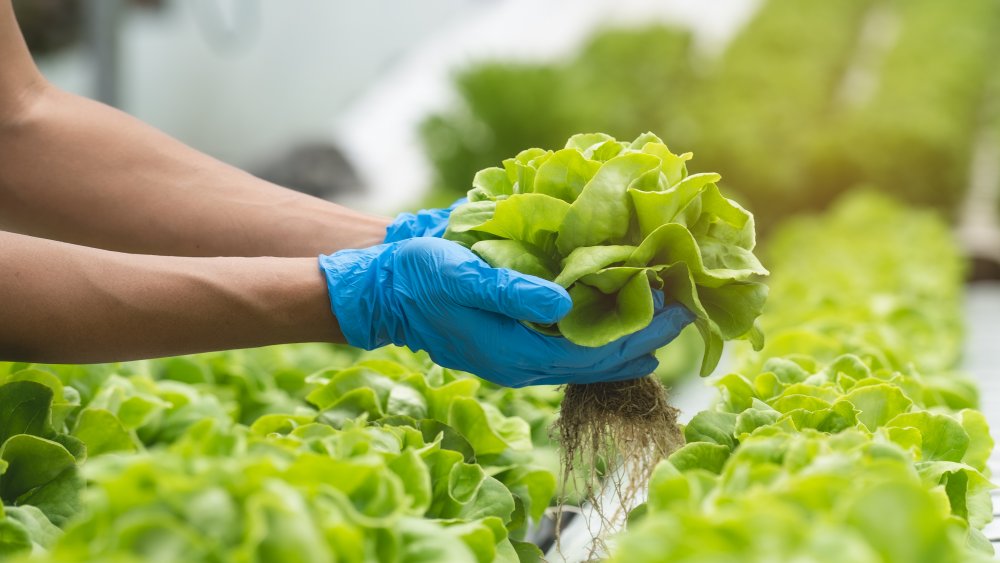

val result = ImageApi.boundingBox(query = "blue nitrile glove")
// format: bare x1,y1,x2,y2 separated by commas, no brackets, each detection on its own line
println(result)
383,198,467,243
320,237,694,388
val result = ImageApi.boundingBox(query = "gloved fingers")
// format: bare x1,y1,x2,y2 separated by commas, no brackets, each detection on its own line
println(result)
525,353,660,386
571,353,660,385
444,254,572,324
513,326,644,377
525,303,690,372
426,310,660,387
409,305,560,386
609,303,695,362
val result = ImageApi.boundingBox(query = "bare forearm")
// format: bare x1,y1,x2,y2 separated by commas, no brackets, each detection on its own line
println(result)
0,85,388,257
0,230,342,363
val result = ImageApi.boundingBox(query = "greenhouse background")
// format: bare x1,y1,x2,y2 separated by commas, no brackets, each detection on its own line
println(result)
4,0,1000,561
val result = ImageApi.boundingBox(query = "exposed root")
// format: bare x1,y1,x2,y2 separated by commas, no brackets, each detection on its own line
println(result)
552,376,684,557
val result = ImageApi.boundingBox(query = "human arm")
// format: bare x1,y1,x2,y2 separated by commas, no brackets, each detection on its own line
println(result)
0,0,387,258
0,229,340,363
1,230,692,386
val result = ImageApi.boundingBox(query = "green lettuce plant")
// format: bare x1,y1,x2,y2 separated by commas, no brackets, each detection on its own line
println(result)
615,429,992,563
445,132,769,376
52,419,527,563
0,345,559,560
0,374,85,531
444,132,769,547
609,192,993,562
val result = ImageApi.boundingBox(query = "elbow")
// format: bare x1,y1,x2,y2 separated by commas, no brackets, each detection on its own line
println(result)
0,75,51,132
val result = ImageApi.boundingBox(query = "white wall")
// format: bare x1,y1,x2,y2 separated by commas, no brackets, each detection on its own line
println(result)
36,0,483,168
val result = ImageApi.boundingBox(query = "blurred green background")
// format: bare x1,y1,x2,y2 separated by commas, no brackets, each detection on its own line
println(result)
420,0,1000,232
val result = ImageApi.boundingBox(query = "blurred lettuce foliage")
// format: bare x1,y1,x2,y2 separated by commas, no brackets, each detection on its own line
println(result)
421,0,1000,227
0,345,556,562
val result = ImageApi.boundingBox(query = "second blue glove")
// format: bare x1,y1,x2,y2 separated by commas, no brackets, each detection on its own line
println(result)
382,198,467,243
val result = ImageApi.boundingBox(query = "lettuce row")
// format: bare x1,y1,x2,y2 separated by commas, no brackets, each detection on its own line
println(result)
445,132,769,375
612,193,993,561
624,354,996,562
618,428,990,563
0,346,555,561
303,356,556,533
424,0,1000,225
48,419,526,563
680,355,993,527
740,192,965,374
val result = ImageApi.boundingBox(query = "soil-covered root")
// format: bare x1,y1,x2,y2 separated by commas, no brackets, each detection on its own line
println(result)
552,375,684,548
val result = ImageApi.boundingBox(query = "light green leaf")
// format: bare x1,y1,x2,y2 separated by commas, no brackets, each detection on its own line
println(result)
1,369,77,430
733,408,781,439
639,139,691,186
469,167,514,202
0,381,54,445
466,193,571,251
471,240,558,281
629,173,720,237
885,412,969,463
1,505,60,554
72,408,136,456
698,282,769,341
0,435,80,525
628,131,665,149
554,245,637,288
683,411,738,449
446,201,498,234
532,148,601,203
691,183,757,250
667,442,730,474
959,410,992,472
556,153,661,254
917,461,994,529
448,398,530,456
564,133,614,153
559,273,654,347
589,139,627,161
843,384,914,431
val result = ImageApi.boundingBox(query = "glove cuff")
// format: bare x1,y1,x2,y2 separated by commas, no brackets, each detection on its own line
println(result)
382,212,416,244
319,246,395,350
383,210,447,243
382,200,466,243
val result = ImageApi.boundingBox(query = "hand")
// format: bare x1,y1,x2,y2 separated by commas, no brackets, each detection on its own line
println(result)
383,198,467,243
320,237,694,387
